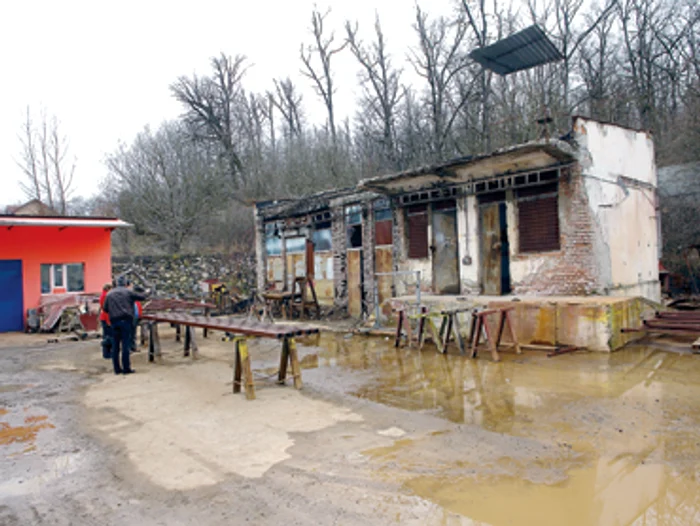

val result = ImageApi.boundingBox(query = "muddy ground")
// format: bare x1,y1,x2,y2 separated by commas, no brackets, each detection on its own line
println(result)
1,327,700,525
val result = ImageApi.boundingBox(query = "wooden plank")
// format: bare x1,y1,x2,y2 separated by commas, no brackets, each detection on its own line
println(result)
375,247,393,319
141,313,319,339
505,310,522,355
288,338,303,390
394,310,404,348
233,340,242,394
184,325,191,357
452,314,465,355
347,249,363,318
241,340,255,400
428,317,445,354
278,337,290,384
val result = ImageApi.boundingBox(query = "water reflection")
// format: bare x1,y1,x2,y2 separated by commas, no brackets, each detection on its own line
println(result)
311,335,700,430
307,334,700,524
407,454,700,526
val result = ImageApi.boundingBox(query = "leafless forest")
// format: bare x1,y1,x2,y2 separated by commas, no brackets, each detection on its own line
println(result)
16,0,700,256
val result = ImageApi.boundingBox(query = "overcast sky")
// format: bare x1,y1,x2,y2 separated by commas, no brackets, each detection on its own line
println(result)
0,0,458,209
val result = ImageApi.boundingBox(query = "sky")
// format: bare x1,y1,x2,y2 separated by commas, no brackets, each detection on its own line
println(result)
0,0,457,209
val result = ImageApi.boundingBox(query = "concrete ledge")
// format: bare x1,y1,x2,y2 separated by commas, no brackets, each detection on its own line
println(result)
390,295,656,352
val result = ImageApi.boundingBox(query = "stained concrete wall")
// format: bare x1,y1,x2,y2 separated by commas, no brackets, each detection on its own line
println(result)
574,117,661,303
401,294,653,352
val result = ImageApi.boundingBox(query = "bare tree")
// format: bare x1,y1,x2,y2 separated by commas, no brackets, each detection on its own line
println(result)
269,77,304,139
409,7,473,159
300,8,347,146
346,15,403,170
171,54,248,190
106,122,224,252
461,0,499,151
16,107,75,215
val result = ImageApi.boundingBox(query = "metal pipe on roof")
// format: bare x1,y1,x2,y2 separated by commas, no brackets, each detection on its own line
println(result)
0,218,132,228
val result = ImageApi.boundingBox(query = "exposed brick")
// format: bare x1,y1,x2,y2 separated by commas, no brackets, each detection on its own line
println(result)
512,167,600,295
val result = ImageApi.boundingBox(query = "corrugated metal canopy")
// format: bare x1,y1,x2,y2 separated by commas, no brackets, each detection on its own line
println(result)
469,25,563,75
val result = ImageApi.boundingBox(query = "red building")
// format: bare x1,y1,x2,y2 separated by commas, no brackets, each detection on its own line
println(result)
0,215,130,332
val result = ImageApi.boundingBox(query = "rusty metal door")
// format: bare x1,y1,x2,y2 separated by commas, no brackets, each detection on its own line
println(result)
305,239,314,279
375,247,393,318
480,203,501,295
432,202,460,294
347,249,363,318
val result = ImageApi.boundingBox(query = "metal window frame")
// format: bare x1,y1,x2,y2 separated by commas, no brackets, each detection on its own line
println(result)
394,164,572,207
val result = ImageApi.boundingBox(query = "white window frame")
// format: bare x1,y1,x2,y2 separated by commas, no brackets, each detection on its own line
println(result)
41,263,85,294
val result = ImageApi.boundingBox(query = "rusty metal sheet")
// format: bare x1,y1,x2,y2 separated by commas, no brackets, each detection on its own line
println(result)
480,203,502,295
347,249,363,318
375,247,393,318
518,196,559,252
432,206,460,294
144,299,216,312
142,312,319,338
306,238,314,278
407,205,429,258
375,220,393,245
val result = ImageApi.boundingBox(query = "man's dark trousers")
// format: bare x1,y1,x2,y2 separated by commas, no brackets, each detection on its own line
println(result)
111,317,134,374
101,320,113,359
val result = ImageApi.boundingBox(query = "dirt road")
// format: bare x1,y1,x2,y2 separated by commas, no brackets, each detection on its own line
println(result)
2,329,700,525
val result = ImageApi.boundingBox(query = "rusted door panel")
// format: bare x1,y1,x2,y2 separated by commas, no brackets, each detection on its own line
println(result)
306,239,314,279
432,207,460,294
375,247,393,318
347,249,362,318
480,203,501,295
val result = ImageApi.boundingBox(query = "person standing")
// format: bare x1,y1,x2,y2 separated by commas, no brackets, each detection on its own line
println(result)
98,283,113,359
103,277,148,375
131,287,144,352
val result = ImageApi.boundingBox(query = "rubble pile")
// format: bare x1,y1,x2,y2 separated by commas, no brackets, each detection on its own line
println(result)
112,254,256,299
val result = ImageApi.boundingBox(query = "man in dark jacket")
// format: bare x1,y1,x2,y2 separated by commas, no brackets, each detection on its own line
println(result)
103,277,148,375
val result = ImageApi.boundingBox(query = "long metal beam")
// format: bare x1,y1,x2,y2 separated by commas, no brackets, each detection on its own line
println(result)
142,312,319,339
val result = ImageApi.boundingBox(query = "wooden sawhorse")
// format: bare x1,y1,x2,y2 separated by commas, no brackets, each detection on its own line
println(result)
468,307,521,362
232,336,302,400
147,321,200,363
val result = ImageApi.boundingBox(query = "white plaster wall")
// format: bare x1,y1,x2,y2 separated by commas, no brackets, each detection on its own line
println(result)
458,195,480,292
574,117,661,302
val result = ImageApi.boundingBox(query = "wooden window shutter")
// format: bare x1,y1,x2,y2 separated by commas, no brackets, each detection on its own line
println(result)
407,205,428,258
518,196,560,252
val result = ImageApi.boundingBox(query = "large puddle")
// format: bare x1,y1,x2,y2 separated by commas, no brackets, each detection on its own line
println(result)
303,334,700,525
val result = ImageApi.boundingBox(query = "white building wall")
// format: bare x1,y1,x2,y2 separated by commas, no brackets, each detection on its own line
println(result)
574,117,661,302
458,195,480,293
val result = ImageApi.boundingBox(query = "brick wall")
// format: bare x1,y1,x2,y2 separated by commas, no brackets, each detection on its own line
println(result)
361,202,376,315
511,167,601,295
331,205,348,310
254,213,266,292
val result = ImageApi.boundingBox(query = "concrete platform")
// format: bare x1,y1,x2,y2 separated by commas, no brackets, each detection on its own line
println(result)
390,295,658,352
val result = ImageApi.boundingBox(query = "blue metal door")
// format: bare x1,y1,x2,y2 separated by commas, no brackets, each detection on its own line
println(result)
0,260,24,332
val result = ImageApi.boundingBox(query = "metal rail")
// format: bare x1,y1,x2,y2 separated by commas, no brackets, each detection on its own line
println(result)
141,312,319,339
143,298,217,312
